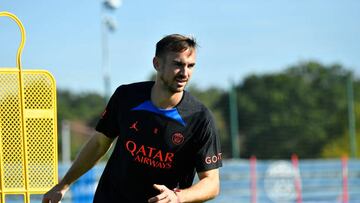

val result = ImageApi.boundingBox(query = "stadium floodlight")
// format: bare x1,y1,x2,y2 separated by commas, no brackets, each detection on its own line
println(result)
104,0,122,10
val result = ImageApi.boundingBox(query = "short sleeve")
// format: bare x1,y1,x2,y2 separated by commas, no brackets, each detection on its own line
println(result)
95,86,123,138
194,110,222,172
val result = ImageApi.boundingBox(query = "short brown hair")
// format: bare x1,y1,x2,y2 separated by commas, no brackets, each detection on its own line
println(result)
155,34,197,57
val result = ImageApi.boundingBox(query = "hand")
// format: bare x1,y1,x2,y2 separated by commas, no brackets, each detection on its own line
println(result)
42,183,69,203
148,184,180,203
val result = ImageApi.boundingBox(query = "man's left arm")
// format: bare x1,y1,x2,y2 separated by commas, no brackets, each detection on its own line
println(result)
148,168,220,203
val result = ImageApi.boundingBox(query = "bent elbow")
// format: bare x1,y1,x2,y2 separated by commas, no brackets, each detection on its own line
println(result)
214,186,220,197
214,185,220,197
209,183,220,200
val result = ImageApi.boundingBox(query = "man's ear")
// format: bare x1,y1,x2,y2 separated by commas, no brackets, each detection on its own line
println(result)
153,57,160,71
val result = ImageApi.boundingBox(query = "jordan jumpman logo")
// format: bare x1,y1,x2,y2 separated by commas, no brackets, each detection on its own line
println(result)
130,121,139,131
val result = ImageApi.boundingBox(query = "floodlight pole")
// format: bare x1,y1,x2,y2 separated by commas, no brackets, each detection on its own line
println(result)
101,18,110,101
61,120,71,164
347,75,357,158
229,83,240,158
101,0,121,101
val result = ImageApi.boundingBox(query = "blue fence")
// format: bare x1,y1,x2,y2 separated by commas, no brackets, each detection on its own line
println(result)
58,159,360,203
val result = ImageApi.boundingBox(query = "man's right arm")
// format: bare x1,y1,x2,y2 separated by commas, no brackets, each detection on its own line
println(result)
42,132,114,203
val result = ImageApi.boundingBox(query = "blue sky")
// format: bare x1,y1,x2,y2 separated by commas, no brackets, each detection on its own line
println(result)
1,0,359,95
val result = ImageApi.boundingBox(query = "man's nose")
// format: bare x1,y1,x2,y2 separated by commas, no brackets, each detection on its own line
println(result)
179,66,189,76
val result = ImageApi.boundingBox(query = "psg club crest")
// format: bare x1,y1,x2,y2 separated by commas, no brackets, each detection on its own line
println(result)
172,132,184,145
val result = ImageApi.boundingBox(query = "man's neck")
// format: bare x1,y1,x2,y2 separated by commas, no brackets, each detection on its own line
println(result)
151,83,183,109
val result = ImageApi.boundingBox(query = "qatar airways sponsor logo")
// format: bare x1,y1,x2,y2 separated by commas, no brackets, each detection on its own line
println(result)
205,153,222,164
125,140,174,169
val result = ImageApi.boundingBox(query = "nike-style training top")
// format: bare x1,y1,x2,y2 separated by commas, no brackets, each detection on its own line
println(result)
94,81,222,202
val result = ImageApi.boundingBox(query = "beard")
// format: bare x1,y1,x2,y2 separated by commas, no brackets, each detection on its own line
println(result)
159,73,187,93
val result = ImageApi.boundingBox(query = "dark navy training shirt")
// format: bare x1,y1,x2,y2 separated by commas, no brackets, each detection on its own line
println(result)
94,81,222,203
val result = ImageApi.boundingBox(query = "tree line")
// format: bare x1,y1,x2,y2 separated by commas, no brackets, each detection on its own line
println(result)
57,61,360,159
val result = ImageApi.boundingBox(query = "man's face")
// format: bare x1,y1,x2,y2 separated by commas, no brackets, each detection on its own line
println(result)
155,48,196,93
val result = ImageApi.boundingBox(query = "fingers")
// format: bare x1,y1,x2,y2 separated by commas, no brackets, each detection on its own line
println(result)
153,184,166,192
42,195,60,203
42,194,53,203
42,184,66,203
148,192,168,203
148,184,178,203
42,197,58,203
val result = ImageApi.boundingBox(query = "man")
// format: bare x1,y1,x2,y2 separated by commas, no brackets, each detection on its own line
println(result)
43,34,222,203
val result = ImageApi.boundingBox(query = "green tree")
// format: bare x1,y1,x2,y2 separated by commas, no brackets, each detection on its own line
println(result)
57,90,106,126
222,61,354,158
57,90,106,159
321,82,360,158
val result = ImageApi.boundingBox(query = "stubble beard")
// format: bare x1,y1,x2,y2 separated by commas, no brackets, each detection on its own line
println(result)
160,74,186,94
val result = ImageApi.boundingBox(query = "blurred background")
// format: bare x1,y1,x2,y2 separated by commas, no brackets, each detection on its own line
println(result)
1,0,360,202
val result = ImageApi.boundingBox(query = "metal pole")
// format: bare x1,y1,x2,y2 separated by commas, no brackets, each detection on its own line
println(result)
229,84,240,158
62,120,71,164
292,154,303,203
102,16,111,101
342,156,349,203
250,156,257,203
347,75,357,158
101,0,120,101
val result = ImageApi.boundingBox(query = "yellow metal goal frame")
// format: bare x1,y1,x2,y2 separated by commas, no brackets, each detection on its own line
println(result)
0,11,58,203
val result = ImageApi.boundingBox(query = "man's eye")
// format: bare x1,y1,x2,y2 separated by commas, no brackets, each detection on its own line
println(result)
174,62,183,67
